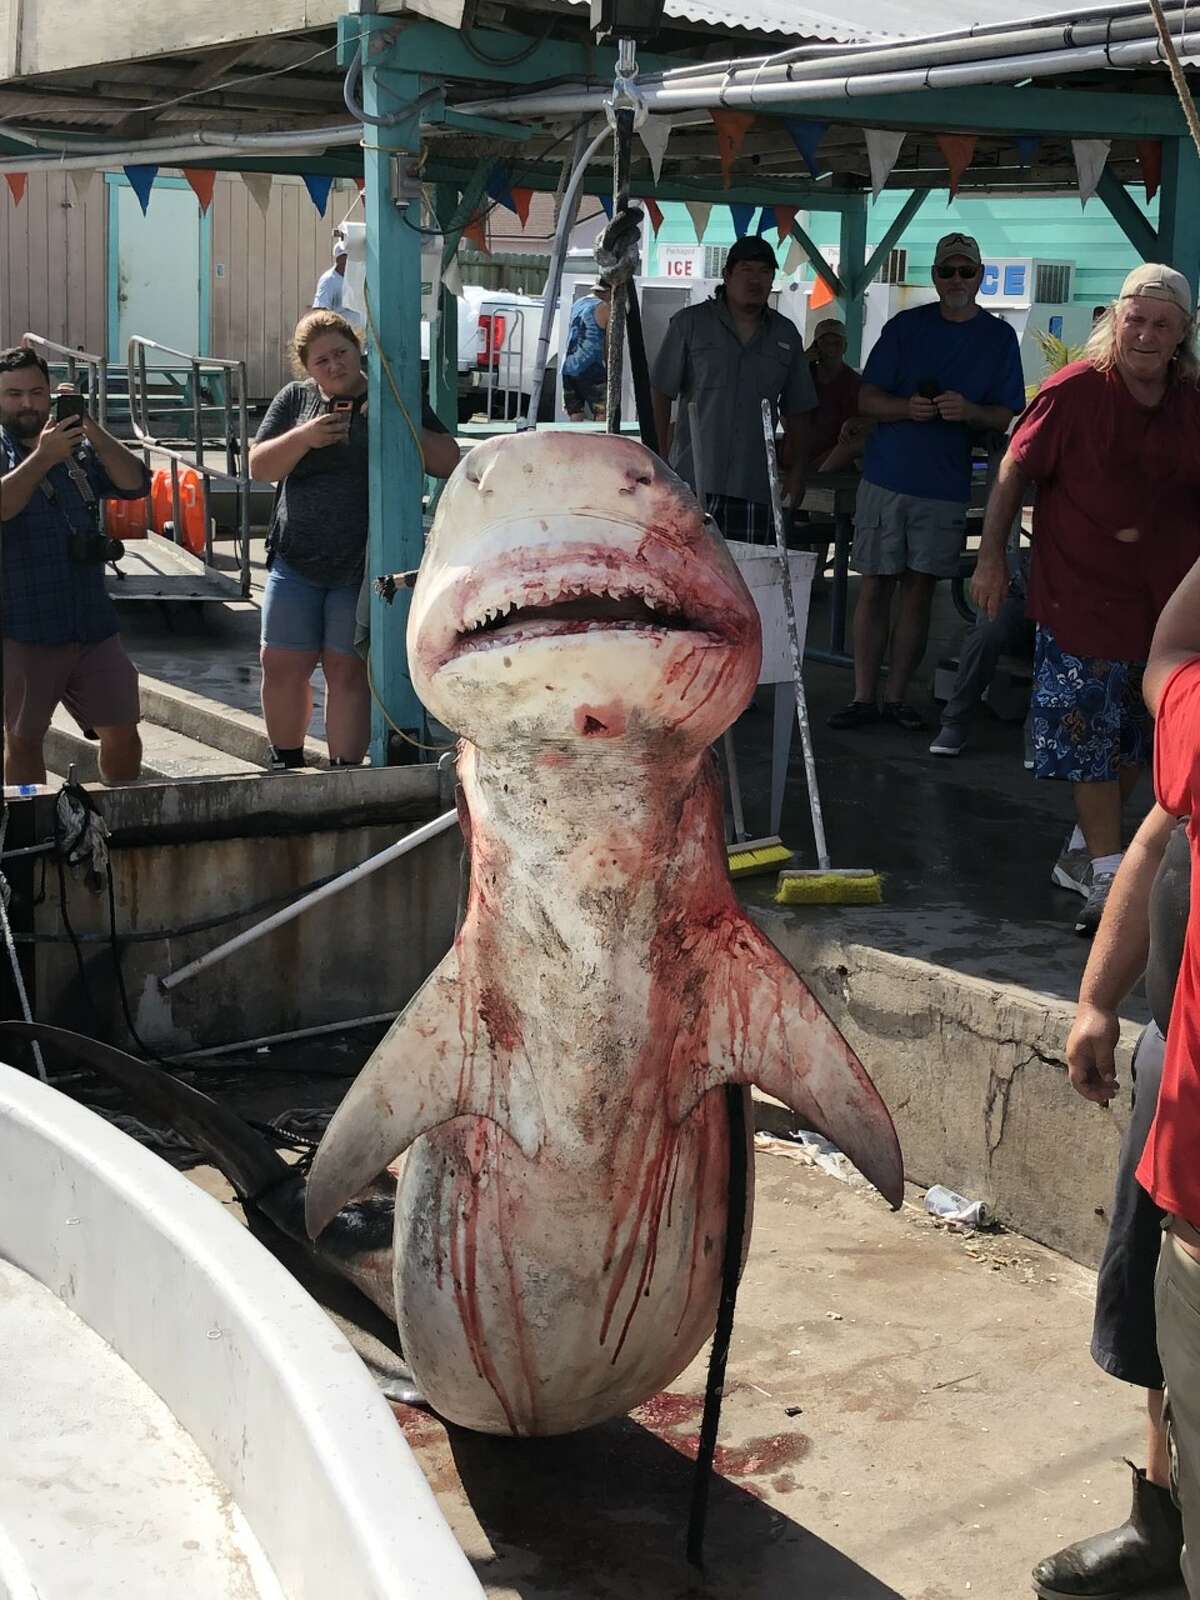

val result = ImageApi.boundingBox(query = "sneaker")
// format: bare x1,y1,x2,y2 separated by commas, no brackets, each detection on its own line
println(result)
268,745,307,772
929,723,967,757
881,701,928,732
1051,845,1092,899
827,701,880,730
1074,869,1116,938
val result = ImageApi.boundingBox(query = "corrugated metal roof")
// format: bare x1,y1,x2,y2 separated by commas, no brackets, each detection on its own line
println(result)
561,0,1061,43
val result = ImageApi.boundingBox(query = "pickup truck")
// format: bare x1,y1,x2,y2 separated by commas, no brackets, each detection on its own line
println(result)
420,285,561,422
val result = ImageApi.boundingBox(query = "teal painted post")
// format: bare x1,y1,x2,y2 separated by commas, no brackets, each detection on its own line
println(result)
838,198,868,366
430,182,459,435
1157,137,1200,306
361,35,426,764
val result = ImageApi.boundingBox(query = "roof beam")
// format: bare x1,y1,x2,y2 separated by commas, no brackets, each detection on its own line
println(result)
1095,165,1160,260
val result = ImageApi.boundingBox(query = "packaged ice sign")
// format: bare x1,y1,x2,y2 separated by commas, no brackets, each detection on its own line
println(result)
976,257,1074,309
659,245,702,279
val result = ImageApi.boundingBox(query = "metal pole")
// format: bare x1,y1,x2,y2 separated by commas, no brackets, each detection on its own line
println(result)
159,809,459,993
236,360,251,598
605,39,636,436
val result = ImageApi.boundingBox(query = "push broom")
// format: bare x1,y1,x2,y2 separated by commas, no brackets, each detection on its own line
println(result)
760,400,882,906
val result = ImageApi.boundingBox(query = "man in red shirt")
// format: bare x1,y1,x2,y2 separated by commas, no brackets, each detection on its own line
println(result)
973,264,1200,938
1139,571,1200,1599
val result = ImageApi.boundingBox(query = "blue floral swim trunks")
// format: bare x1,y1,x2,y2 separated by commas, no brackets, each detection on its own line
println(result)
1030,624,1152,782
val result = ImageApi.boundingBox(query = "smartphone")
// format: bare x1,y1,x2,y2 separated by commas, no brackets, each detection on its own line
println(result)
916,379,940,402
329,399,354,417
53,392,87,424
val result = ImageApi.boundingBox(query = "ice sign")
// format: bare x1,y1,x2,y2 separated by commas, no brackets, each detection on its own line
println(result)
1004,264,1027,296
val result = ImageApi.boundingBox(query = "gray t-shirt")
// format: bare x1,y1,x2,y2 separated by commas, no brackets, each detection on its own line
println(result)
256,379,446,589
652,295,816,505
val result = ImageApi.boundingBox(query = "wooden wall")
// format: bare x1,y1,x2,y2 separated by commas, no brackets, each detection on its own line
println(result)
0,168,107,355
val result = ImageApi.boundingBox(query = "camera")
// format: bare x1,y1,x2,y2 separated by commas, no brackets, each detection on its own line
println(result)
67,529,125,565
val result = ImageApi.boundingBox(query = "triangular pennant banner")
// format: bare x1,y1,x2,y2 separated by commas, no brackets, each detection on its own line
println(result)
864,129,905,201
639,117,672,184
124,164,158,215
730,202,755,239
1072,138,1110,205
685,200,711,243
463,209,489,253
783,118,827,179
811,275,836,310
442,257,464,298
355,176,365,193
783,234,806,275
756,205,774,237
774,204,798,245
1014,135,1041,169
69,169,95,205
511,186,533,226
935,133,976,200
302,174,334,217
243,172,273,217
644,196,664,234
598,193,613,219
4,172,26,206
485,163,518,216
710,109,756,188
1137,139,1163,202
182,168,216,214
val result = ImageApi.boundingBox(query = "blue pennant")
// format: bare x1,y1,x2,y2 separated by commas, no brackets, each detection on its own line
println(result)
756,206,774,237
302,174,334,217
782,119,827,179
485,163,518,215
1014,135,1041,169
730,202,755,238
599,193,613,219
123,164,158,215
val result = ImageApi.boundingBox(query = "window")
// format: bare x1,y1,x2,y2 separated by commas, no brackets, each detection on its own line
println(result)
874,247,908,285
1034,263,1072,304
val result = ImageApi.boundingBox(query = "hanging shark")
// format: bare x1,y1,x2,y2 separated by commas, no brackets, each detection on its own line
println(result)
299,430,903,1436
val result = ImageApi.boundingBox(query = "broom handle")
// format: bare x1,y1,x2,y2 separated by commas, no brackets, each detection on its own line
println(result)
761,400,831,872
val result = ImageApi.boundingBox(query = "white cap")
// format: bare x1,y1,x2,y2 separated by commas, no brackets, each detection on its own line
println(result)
1120,262,1192,317
332,235,348,260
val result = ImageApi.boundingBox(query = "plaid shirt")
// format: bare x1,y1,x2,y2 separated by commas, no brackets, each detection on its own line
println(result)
1,429,150,645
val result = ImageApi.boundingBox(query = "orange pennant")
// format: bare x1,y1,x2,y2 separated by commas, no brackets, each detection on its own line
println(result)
182,168,216,214
810,274,836,311
355,176,365,193
644,196,664,234
935,134,976,200
1137,140,1162,202
774,204,798,242
5,172,26,206
463,210,489,254
511,186,533,226
709,109,756,189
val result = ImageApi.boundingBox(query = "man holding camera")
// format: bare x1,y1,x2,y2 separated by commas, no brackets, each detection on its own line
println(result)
828,233,1024,733
0,346,150,786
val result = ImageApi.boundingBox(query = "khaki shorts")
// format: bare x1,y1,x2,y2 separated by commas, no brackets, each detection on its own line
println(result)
853,479,968,579
1156,1221,1200,1597
4,634,140,741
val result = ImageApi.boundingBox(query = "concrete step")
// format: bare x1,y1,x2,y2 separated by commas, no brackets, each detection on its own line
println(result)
137,674,324,770
47,706,261,784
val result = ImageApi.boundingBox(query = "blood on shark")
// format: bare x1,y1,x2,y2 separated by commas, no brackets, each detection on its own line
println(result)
305,431,903,1437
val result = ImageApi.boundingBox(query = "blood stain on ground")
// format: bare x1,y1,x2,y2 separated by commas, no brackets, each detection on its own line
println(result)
630,1390,707,1431
390,1400,445,1450
666,1431,810,1477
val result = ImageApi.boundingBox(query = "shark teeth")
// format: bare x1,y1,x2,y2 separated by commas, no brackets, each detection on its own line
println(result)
460,574,681,637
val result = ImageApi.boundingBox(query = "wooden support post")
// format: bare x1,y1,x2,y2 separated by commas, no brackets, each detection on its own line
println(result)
430,182,459,435
1095,168,1159,263
852,190,928,297
786,218,847,301
360,22,426,764
1157,136,1200,305
838,197,868,366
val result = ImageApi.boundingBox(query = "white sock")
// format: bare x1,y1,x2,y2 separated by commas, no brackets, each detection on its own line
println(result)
1091,852,1123,878
1067,826,1086,852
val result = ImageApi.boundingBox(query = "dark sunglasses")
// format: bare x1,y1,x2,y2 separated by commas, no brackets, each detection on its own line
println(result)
936,263,979,280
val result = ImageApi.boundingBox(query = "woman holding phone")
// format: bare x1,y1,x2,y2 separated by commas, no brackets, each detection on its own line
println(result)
249,309,458,770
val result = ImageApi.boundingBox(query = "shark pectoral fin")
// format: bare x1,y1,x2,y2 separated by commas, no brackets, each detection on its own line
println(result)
304,948,542,1241
670,921,904,1210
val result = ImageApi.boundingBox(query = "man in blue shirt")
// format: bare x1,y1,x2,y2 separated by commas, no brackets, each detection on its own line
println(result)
0,347,150,785
828,233,1025,732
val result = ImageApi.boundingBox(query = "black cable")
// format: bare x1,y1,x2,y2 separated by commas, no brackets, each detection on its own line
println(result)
625,277,659,454
460,20,555,66
104,862,180,1073
686,1084,749,1570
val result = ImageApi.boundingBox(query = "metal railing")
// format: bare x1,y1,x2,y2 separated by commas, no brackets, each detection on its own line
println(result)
22,332,110,427
482,305,526,422
127,336,253,598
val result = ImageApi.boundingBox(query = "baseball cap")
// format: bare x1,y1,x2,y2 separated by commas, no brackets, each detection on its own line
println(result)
1119,262,1192,316
934,232,982,268
813,318,848,340
332,236,348,260
724,236,777,271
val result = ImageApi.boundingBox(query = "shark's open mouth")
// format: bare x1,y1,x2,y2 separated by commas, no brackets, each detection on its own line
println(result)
447,572,708,661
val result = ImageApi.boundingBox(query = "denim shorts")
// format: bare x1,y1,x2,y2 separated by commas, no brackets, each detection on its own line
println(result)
1030,624,1152,782
261,558,359,656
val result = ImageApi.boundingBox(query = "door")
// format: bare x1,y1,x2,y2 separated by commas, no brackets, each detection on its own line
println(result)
110,179,207,362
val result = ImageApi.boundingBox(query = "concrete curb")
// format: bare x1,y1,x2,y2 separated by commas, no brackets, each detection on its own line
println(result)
748,904,1144,1268
46,722,170,784
138,675,324,769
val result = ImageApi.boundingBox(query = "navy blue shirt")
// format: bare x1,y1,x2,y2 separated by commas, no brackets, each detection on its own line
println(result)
1,430,150,645
861,303,1025,503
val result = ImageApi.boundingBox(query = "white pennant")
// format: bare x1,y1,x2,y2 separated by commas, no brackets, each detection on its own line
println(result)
442,257,464,298
242,171,273,218
68,169,95,205
864,128,905,201
1072,138,1111,205
684,200,711,244
639,117,672,184
783,234,807,276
